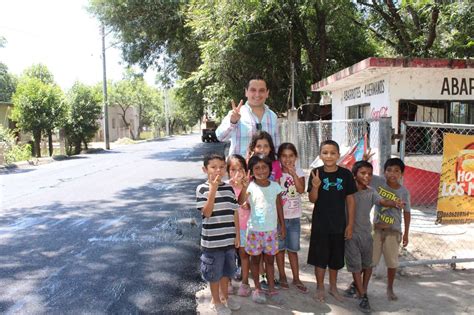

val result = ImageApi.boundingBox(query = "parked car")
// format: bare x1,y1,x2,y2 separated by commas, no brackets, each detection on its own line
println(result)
201,120,218,142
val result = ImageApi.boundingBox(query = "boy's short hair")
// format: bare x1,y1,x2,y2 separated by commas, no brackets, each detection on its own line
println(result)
352,160,373,176
320,140,340,153
247,154,272,177
246,75,267,89
203,153,225,168
384,158,405,173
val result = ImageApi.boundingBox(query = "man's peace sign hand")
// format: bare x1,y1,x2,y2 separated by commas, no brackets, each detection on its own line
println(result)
230,100,243,124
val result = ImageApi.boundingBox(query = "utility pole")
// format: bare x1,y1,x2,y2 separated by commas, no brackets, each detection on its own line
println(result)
291,61,295,110
101,24,110,150
163,88,170,136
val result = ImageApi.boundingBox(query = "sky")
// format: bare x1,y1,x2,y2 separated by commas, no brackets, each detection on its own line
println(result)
0,0,156,90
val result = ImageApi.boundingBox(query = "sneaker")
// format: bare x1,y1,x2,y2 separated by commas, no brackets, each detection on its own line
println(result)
252,289,267,304
210,303,231,315
343,282,357,298
228,282,234,295
359,294,371,313
225,296,241,311
274,278,281,290
237,283,252,297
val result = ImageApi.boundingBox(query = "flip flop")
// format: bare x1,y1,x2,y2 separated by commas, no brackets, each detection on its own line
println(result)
293,282,308,294
279,279,290,290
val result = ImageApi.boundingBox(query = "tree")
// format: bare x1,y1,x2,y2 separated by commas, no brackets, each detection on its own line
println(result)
23,63,55,85
11,77,64,157
64,82,103,154
355,0,473,58
0,63,17,102
89,1,374,121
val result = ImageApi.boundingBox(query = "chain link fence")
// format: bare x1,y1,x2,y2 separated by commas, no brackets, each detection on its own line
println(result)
279,118,391,172
279,118,473,268
399,121,474,267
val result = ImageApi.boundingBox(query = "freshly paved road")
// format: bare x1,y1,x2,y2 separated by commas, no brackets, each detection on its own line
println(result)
0,133,225,314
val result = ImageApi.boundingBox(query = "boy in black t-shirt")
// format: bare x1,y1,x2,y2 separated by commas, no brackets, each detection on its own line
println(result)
307,140,357,302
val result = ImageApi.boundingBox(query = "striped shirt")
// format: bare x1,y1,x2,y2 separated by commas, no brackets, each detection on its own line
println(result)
196,182,238,250
216,102,280,157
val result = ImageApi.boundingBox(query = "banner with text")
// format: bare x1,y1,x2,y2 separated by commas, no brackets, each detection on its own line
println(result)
437,133,474,224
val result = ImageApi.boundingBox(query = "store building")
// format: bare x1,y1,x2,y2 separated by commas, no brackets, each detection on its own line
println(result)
312,57,474,205
312,57,473,136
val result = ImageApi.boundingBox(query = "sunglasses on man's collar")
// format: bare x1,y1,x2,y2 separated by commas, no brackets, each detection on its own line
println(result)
256,123,262,131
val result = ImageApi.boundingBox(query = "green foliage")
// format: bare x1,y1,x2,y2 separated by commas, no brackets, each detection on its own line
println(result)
11,77,64,133
0,126,32,164
64,82,103,155
11,70,65,157
356,0,473,58
0,62,17,102
23,63,55,85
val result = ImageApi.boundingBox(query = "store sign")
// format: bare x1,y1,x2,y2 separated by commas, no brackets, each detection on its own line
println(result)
437,133,474,224
440,77,473,95
343,79,385,101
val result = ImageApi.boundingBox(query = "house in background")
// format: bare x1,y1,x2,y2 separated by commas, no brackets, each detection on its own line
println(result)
0,101,14,130
95,105,139,142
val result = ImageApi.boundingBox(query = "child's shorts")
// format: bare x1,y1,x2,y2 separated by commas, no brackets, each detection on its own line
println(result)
245,229,279,256
345,232,373,272
240,229,247,247
278,218,301,252
307,233,345,270
372,228,401,268
200,247,236,283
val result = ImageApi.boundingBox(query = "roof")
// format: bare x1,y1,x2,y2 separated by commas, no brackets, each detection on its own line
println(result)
312,57,474,92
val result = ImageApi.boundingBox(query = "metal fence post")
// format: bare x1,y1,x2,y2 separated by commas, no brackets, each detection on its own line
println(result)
378,117,392,176
400,121,406,162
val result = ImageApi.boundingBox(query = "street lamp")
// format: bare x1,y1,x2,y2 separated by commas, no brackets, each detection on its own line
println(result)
101,23,110,150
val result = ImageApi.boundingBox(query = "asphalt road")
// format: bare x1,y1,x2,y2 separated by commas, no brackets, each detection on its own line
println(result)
0,133,225,314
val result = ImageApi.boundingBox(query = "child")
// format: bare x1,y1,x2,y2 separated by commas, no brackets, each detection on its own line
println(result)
196,153,241,314
307,140,356,302
275,143,308,293
370,158,411,301
344,161,404,313
227,154,252,297
247,130,282,288
238,154,286,304
247,131,282,182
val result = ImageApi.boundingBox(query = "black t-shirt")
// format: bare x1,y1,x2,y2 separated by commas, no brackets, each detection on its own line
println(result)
307,166,357,235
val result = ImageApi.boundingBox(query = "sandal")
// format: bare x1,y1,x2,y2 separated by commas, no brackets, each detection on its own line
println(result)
279,279,290,290
293,282,308,294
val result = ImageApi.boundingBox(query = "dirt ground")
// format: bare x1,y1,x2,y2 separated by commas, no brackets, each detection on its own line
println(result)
196,197,474,314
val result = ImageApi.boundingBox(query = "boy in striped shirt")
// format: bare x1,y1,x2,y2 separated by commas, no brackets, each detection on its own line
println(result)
196,153,240,314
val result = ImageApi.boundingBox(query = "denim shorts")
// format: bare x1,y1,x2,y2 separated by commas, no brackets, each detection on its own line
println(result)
200,248,236,283
278,218,301,252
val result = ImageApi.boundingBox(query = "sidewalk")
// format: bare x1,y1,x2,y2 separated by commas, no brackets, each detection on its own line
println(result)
196,197,474,314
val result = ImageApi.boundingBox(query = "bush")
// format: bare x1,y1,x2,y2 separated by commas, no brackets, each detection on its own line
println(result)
0,126,32,164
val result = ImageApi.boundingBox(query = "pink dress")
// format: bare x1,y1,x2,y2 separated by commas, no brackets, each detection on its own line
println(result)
232,185,250,230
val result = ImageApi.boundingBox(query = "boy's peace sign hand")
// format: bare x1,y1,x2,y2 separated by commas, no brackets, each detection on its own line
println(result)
209,174,221,191
363,148,375,162
311,169,321,188
230,100,243,124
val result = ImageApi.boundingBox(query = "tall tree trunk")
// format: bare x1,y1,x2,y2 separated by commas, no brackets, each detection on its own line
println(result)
33,130,42,158
47,130,53,156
